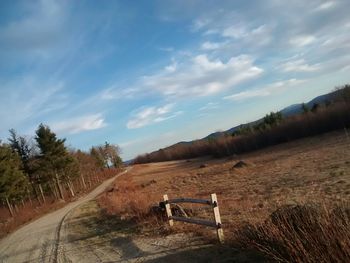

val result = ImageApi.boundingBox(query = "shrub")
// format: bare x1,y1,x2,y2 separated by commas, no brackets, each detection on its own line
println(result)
98,178,157,222
235,203,350,262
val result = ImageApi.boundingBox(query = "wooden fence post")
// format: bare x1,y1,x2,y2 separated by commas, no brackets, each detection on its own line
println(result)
163,194,173,226
211,193,224,244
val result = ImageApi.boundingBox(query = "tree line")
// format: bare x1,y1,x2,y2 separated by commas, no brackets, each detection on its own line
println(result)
0,124,122,217
134,84,350,163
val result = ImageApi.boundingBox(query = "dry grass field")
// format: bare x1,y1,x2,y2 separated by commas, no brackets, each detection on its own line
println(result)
98,130,350,261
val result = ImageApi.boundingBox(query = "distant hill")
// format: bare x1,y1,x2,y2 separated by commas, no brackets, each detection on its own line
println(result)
133,85,350,164
280,103,303,117
159,89,337,147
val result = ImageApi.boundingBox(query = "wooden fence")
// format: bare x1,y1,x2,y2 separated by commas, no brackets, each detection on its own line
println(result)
162,193,224,243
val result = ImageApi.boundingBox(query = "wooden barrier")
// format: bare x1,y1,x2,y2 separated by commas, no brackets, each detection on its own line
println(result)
162,193,224,243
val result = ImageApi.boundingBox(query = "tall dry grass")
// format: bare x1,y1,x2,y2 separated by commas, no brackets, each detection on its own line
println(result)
99,172,350,261
99,180,350,262
98,177,167,232
0,196,65,237
235,203,350,262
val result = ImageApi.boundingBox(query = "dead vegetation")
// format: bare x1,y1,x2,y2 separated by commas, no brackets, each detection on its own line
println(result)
98,176,167,235
235,203,350,262
98,130,350,261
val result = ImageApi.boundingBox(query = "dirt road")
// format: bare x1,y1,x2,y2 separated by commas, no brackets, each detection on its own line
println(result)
0,169,130,263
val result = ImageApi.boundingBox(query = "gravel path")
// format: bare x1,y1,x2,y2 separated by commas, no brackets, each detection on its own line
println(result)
0,169,130,263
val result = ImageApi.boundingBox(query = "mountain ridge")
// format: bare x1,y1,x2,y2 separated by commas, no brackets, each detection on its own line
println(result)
144,90,337,155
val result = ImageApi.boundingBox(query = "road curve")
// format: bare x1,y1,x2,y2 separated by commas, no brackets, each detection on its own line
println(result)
0,168,130,263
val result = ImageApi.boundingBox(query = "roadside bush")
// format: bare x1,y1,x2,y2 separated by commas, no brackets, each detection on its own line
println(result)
98,178,157,222
235,203,350,262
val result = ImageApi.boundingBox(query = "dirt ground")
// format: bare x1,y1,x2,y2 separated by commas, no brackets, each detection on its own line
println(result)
63,201,260,262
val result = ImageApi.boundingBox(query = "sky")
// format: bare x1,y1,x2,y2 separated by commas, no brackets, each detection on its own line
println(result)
0,0,349,160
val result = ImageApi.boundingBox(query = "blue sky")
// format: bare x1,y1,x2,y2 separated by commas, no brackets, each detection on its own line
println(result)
0,0,349,160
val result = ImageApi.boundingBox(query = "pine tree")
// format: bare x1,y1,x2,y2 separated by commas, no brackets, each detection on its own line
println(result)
0,144,29,216
35,124,74,201
8,129,43,203
90,147,105,168
302,103,309,114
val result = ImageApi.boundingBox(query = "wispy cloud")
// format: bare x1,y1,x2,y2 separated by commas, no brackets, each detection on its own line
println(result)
50,114,106,135
192,18,212,31
199,102,219,111
224,89,270,101
315,1,336,11
222,24,248,39
0,77,67,133
279,59,320,72
100,86,139,100
201,41,228,50
341,65,350,72
142,54,263,98
127,104,182,129
224,79,304,101
289,35,316,47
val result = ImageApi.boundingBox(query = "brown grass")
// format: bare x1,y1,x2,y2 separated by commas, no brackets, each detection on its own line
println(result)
0,196,68,237
235,203,350,262
99,130,350,260
98,176,167,235
99,177,151,219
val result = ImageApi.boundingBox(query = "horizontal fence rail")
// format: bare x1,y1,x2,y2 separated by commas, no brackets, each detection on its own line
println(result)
169,216,218,228
166,198,212,205
163,193,224,243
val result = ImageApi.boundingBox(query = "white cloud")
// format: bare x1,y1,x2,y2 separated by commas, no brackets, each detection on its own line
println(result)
341,65,350,72
201,41,227,50
165,61,177,72
100,86,139,100
199,102,219,111
321,34,350,50
127,104,182,129
192,18,211,31
222,24,248,39
154,111,183,123
50,114,106,134
290,35,316,47
203,29,220,35
223,89,270,101
316,1,336,11
263,79,305,94
142,54,263,98
224,79,304,101
279,59,320,72
220,24,272,46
